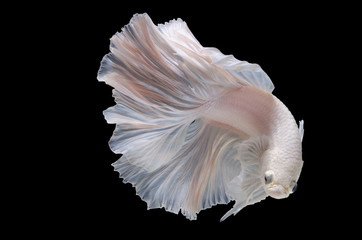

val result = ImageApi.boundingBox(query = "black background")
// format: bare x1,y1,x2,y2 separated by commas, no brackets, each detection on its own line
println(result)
14,2,354,238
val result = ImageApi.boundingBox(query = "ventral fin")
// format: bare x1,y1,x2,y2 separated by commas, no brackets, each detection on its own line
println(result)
112,119,245,220
221,136,269,221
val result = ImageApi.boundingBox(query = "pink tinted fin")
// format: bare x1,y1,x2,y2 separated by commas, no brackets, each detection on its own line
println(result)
112,120,243,220
204,47,275,92
98,13,209,171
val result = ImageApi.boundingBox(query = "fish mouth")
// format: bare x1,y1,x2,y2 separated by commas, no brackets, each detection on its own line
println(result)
266,185,289,199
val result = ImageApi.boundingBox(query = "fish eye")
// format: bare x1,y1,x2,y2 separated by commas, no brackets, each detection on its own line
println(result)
290,181,298,193
264,171,273,184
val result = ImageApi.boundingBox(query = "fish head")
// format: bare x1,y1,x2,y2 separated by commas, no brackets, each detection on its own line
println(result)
261,148,303,199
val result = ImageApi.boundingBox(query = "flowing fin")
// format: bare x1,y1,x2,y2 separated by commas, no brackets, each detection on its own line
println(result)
156,16,275,92
104,89,194,171
220,136,269,221
204,47,274,92
113,120,244,220
98,14,208,170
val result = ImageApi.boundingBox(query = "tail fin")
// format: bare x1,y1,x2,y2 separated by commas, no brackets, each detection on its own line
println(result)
98,14,209,171
98,13,272,219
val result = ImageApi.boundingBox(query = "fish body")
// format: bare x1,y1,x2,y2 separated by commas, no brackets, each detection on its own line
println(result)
98,13,304,221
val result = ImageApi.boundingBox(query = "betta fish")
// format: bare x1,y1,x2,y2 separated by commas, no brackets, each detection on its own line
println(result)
97,13,304,221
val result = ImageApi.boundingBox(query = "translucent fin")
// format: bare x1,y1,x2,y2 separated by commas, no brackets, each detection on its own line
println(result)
112,120,244,220
104,89,195,171
220,136,269,221
299,120,304,142
204,47,275,92
98,14,208,170
98,13,236,105
156,15,275,92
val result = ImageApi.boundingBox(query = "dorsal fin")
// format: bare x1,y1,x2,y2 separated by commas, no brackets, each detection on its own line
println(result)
204,47,275,92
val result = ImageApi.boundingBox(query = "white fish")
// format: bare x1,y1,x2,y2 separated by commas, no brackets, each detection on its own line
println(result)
97,13,304,221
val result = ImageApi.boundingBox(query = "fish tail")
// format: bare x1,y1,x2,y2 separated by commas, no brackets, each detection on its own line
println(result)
98,13,215,171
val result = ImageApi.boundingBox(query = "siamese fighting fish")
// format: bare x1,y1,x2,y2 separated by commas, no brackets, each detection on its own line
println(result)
97,13,304,221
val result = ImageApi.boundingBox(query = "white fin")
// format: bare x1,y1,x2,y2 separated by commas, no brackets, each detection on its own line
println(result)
220,136,269,221
113,120,244,220
103,89,193,171
299,120,304,142
156,15,275,92
98,13,212,171
204,47,274,92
